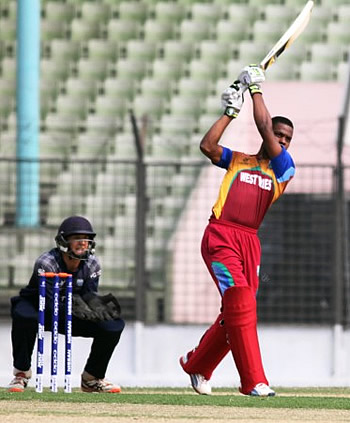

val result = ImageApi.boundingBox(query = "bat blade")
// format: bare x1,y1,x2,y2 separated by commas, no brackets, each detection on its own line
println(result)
260,0,314,71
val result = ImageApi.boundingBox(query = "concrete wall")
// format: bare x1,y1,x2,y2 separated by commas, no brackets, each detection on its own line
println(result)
1,320,350,390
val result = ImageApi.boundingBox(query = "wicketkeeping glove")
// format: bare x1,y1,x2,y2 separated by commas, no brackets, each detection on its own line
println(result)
82,292,121,321
221,81,245,118
72,294,100,321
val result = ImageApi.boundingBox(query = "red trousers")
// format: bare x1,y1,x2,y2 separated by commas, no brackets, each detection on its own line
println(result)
181,220,269,393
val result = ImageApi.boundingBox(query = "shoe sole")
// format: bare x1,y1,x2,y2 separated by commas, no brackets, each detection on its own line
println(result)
8,387,25,393
81,386,121,393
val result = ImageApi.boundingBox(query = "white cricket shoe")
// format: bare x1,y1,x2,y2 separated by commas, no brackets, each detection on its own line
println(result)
249,383,276,397
189,373,212,395
179,354,212,395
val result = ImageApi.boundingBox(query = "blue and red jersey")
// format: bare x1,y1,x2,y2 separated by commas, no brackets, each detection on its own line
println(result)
210,146,295,229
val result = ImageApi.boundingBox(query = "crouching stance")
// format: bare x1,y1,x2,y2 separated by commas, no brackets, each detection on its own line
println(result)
9,216,124,393
180,65,295,397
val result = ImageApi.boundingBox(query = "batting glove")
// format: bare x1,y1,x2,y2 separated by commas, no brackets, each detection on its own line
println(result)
221,81,245,118
248,83,263,96
237,64,265,88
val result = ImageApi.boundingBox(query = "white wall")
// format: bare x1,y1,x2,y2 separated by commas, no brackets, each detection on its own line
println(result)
1,321,350,390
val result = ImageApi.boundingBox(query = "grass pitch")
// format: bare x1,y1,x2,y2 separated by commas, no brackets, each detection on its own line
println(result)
1,387,350,423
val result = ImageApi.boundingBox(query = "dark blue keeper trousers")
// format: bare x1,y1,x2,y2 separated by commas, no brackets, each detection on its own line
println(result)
10,296,125,379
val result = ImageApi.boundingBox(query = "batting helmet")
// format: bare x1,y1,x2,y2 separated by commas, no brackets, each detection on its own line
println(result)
55,216,96,260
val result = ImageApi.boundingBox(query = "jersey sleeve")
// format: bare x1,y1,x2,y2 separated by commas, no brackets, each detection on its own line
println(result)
213,146,233,169
270,147,295,182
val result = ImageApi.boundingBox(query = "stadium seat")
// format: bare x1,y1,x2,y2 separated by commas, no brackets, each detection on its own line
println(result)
227,4,257,24
105,19,141,41
248,0,281,6
46,39,80,62
158,115,197,136
118,1,148,23
215,20,250,43
188,59,223,82
336,61,350,83
82,114,121,136
204,95,221,116
161,40,194,63
309,43,345,64
43,2,74,22
154,2,186,23
336,5,350,23
73,133,111,159
263,5,295,25
252,20,288,44
1,57,16,81
176,77,211,100
40,20,67,41
0,0,17,20
197,40,232,64
0,130,16,156
123,40,157,62
112,133,138,159
69,19,100,42
327,22,350,45
101,77,136,100
147,134,183,160
197,115,219,139
266,61,297,81
190,3,223,25
151,59,184,81
74,57,110,83
322,0,350,6
132,95,164,119
179,20,213,42
39,131,72,158
40,58,70,82
143,20,175,42
92,95,128,120
115,58,148,80
55,169,95,196
0,19,16,42
83,39,118,62
63,77,96,102
140,77,173,100
77,2,110,24
298,61,334,81
54,93,88,120
301,20,324,44
225,60,245,82
0,96,13,118
44,112,79,134
46,194,85,227
0,77,15,101
169,95,202,120
238,41,269,67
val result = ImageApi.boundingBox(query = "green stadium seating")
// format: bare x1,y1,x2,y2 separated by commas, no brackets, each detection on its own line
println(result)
266,61,297,81
158,115,197,136
39,131,72,158
179,19,213,42
190,3,223,24
298,61,334,81
74,57,110,83
106,19,141,41
83,39,118,62
118,1,148,23
115,58,148,80
153,2,186,23
168,94,202,120
1,57,16,81
101,77,136,100
0,130,16,156
227,4,258,24
336,5,350,23
54,93,89,120
123,39,157,62
112,133,138,159
78,1,111,24
327,22,350,45
263,5,295,25
73,133,111,159
252,20,288,44
92,94,128,119
55,169,95,197
188,58,223,81
132,94,164,119
83,114,121,136
215,19,250,43
176,77,211,100
0,19,16,42
161,40,194,62
69,18,100,42
140,77,173,100
41,20,67,42
151,58,184,81
142,20,175,42
43,2,74,22
40,58,70,82
197,40,232,64
309,43,346,64
45,39,80,62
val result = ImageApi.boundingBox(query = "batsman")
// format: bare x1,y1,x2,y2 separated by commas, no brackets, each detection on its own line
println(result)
180,65,295,396
8,216,124,393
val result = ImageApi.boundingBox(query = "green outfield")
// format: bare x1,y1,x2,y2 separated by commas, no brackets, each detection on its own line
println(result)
1,387,350,422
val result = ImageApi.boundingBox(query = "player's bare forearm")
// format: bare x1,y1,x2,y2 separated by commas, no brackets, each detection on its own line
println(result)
252,94,281,159
200,115,232,164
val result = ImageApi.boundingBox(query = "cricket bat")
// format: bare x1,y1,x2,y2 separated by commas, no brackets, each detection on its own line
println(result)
260,0,314,71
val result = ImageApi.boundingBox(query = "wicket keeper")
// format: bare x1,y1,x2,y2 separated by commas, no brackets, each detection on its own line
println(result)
8,216,124,393
180,65,295,397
